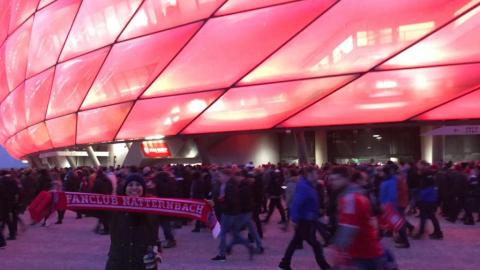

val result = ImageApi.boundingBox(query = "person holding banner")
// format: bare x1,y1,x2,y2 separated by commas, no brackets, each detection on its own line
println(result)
105,173,161,270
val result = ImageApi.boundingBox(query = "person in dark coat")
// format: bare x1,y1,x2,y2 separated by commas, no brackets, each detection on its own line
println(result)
92,170,114,234
0,174,20,240
153,171,177,248
191,171,208,232
262,169,287,224
0,176,8,248
106,174,160,270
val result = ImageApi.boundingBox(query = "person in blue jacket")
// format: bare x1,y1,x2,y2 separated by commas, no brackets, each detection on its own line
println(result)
277,167,330,270
413,171,443,240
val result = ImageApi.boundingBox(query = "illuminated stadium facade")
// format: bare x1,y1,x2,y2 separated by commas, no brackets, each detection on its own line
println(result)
0,0,480,167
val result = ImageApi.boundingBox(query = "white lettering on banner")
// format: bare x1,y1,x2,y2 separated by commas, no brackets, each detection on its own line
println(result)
80,195,88,204
196,205,204,215
111,196,118,205
66,194,72,204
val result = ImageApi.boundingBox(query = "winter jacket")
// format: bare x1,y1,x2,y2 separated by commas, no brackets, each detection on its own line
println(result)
106,212,159,270
290,176,319,223
379,176,397,207
419,187,438,203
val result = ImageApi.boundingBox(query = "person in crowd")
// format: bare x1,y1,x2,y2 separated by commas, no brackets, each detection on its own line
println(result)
379,164,411,248
263,169,287,224
105,174,161,270
226,170,264,254
329,166,385,270
413,162,443,240
212,168,254,262
0,174,9,248
277,167,330,270
92,169,114,234
284,167,299,231
154,171,178,249
190,171,209,232
0,172,20,240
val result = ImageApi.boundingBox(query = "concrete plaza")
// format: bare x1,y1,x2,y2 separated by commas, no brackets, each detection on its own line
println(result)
0,211,479,270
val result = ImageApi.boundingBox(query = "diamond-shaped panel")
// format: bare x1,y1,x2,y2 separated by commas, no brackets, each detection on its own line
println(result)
45,113,76,148
280,63,480,128
119,0,225,41
60,0,143,62
117,90,224,140
183,75,356,134
142,0,336,98
26,0,81,77
24,67,54,126
81,22,201,110
241,0,477,85
77,102,133,145
47,47,110,119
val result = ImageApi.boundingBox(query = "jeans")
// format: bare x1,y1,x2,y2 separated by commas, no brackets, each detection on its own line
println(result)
218,214,244,256
418,203,442,235
227,212,262,250
280,220,330,269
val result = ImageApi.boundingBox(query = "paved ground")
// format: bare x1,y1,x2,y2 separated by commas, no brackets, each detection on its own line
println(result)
1,211,479,269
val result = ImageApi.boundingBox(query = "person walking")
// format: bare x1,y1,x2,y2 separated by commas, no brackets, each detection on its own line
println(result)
329,166,385,270
212,168,254,262
413,167,443,240
277,167,330,270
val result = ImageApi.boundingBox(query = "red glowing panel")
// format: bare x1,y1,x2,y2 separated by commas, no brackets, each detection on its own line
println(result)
8,0,39,33
27,0,81,77
28,122,53,152
117,90,223,140
77,102,133,144
216,0,295,16
0,0,11,44
38,0,56,9
47,47,110,119
0,84,26,135
415,88,480,121
141,140,171,158
16,128,38,155
241,0,475,85
60,0,143,62
0,118,9,144
45,113,76,148
142,0,334,98
183,75,355,134
24,67,54,126
0,44,9,101
5,136,24,159
381,5,480,69
120,0,224,40
81,23,201,110
5,17,32,91
281,64,480,127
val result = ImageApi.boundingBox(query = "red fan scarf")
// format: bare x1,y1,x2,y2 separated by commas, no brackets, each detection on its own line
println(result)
29,191,221,238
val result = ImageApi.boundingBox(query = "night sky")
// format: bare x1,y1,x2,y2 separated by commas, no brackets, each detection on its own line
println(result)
0,146,25,168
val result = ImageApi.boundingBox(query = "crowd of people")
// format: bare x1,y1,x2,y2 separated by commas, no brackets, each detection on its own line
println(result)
0,159,479,269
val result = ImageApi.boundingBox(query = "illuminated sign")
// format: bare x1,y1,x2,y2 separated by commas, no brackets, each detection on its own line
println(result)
141,140,171,158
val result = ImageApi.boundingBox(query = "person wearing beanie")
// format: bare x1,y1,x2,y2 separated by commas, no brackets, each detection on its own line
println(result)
106,173,161,270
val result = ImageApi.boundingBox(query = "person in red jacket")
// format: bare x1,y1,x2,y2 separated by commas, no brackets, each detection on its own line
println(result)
329,166,385,270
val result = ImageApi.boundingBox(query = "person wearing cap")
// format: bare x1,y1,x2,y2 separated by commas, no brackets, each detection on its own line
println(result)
106,173,160,270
